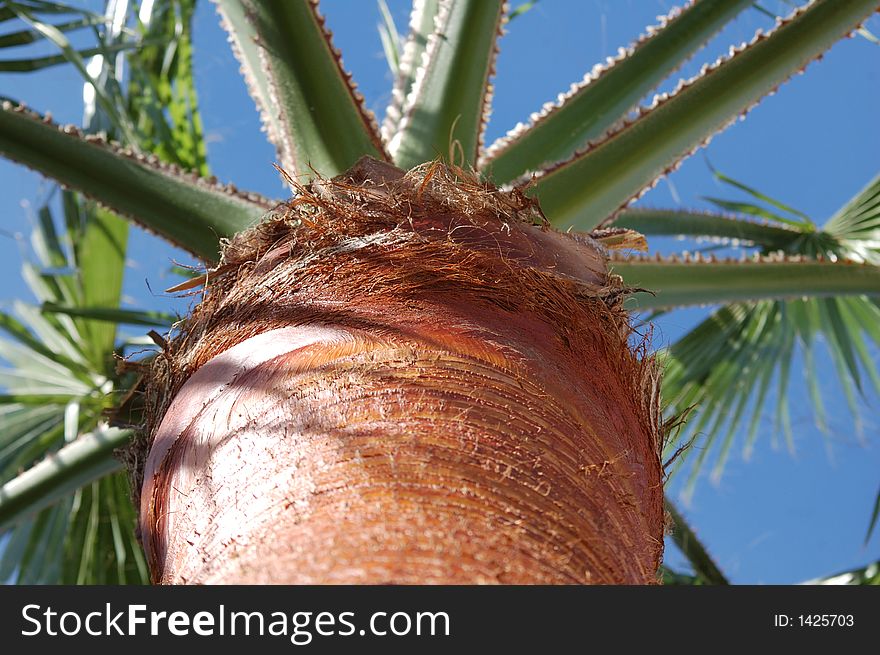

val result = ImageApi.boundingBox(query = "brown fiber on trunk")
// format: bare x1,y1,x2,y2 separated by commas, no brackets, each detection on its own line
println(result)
135,157,664,584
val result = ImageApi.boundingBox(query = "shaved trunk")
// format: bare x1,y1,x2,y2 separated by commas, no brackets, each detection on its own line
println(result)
137,158,664,584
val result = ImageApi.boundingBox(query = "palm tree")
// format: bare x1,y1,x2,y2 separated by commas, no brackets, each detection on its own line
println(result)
0,0,878,583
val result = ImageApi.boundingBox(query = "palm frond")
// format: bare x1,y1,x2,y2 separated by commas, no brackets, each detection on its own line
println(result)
866,485,880,544
653,171,880,494
0,425,130,531
802,560,880,585
612,207,803,250
2,470,147,583
128,0,209,176
664,499,729,585
0,101,271,261
0,211,140,582
388,0,506,169
528,0,879,230
0,14,102,48
824,173,880,265
381,0,442,143
376,0,402,76
615,254,880,310
481,0,754,184
213,0,388,181
5,1,139,142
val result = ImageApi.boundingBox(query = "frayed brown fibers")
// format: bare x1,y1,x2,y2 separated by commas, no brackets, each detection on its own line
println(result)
135,157,664,584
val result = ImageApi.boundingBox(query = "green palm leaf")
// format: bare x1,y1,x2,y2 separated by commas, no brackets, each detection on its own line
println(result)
2,470,147,583
824,173,880,265
0,101,271,261
612,207,803,250
529,0,880,229
128,0,209,176
0,41,143,72
381,0,442,143
5,1,139,143
214,0,388,181
866,486,880,544
41,303,176,328
387,0,506,169
616,255,880,310
481,0,755,184
0,13,102,47
654,171,880,494
802,560,880,585
0,426,130,531
664,499,729,585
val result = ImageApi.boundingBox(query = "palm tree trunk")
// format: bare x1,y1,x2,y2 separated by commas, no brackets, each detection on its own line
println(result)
136,158,664,584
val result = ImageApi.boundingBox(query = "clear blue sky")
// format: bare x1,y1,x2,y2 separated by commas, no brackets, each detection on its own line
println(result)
1,0,878,583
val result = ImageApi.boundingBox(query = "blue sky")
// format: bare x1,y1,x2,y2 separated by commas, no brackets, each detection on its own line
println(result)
1,0,878,583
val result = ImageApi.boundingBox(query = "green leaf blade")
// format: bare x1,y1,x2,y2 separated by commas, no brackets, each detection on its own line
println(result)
531,0,880,230
482,0,754,184
665,499,729,585
41,303,175,328
616,257,880,310
214,0,388,181
389,0,506,169
0,426,130,530
75,204,128,367
0,15,100,48
710,166,813,224
0,102,272,262
381,0,442,142
612,207,802,249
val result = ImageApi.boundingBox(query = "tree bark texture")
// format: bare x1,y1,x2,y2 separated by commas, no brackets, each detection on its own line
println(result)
136,158,664,584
